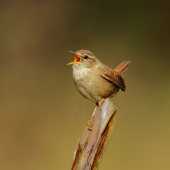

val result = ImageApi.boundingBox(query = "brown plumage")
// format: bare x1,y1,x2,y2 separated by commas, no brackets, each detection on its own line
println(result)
68,49,130,105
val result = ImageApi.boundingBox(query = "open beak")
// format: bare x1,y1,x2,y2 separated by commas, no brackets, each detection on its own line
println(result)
68,51,81,65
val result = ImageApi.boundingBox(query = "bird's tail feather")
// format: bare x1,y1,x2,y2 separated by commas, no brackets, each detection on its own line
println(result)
114,61,130,73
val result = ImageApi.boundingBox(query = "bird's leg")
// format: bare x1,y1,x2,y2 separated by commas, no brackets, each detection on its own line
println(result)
98,94,115,107
108,93,115,99
86,106,97,130
98,98,106,107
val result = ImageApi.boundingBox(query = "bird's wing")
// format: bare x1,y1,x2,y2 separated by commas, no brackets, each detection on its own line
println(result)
100,68,126,91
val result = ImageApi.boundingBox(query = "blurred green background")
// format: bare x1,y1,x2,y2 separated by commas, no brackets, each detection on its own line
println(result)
0,1,170,170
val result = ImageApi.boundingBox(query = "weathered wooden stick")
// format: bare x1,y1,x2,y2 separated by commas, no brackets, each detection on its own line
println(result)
71,99,117,170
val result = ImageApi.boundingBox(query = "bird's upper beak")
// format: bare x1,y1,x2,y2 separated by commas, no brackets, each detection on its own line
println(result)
68,51,81,65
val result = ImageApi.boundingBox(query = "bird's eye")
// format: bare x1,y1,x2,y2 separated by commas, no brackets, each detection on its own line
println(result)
84,55,88,59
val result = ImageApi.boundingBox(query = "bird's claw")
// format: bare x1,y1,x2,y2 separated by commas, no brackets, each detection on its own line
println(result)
87,119,92,130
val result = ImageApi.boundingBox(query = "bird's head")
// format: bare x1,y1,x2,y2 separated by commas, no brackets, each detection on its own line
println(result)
68,50,98,68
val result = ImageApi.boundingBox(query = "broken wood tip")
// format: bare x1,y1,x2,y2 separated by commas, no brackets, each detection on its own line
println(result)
71,99,118,170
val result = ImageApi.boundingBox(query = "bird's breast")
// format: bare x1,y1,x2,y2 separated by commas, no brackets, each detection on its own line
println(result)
73,67,90,82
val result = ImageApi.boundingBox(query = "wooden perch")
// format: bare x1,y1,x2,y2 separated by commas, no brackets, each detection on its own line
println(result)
71,99,118,170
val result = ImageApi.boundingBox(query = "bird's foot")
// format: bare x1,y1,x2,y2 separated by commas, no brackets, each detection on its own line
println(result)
87,119,92,130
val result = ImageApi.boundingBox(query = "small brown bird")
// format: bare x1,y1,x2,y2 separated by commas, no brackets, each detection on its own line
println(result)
68,49,130,106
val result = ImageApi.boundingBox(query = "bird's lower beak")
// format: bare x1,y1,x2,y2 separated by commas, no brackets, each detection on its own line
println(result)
68,51,81,65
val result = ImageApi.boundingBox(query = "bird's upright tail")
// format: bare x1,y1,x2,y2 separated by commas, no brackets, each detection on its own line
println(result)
114,61,130,74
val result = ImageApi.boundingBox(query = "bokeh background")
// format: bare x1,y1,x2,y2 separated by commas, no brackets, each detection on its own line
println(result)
0,1,170,170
